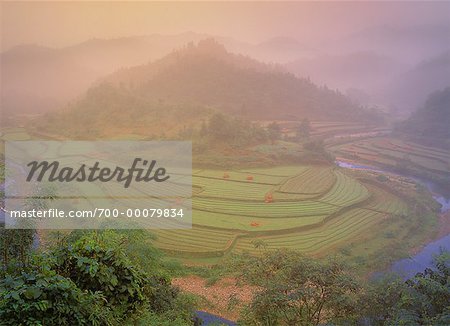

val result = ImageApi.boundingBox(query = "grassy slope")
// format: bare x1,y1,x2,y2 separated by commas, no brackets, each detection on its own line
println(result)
0,127,442,274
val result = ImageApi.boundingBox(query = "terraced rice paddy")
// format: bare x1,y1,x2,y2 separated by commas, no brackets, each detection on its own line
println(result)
153,165,409,258
234,208,386,255
0,128,32,141
0,128,32,155
333,137,450,176
0,127,428,261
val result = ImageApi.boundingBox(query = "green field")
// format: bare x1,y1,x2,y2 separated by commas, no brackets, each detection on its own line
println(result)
0,127,440,267
153,165,412,260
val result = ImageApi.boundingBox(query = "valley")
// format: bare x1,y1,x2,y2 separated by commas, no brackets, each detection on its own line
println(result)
2,122,445,274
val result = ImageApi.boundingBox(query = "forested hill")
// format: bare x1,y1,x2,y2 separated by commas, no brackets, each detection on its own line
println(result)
396,87,450,147
102,39,380,121
34,39,383,138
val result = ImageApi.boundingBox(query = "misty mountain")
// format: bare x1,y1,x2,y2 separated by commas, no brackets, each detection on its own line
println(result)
250,37,316,63
1,32,315,117
105,39,376,121
286,51,408,97
34,39,381,138
338,24,450,64
0,32,211,116
396,87,450,147
380,51,450,113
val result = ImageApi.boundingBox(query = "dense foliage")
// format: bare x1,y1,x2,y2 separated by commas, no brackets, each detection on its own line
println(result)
230,248,450,326
200,112,268,147
232,249,360,325
51,232,150,317
0,231,197,326
0,229,35,268
363,251,450,325
0,269,107,325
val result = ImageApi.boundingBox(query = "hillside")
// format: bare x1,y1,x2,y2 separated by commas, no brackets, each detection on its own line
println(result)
33,39,382,139
105,39,378,121
382,51,450,112
0,33,313,116
34,84,214,139
286,51,407,97
396,87,450,147
338,24,450,63
0,33,210,116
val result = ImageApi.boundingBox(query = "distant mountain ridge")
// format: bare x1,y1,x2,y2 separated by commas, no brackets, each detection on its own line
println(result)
1,32,312,116
103,39,375,121
381,51,450,112
34,39,381,139
1,33,212,115
396,87,450,147
3,25,449,117
286,51,408,93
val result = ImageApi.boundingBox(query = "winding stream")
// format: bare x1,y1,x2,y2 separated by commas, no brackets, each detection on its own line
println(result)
196,160,450,325
336,160,450,279
1,160,448,325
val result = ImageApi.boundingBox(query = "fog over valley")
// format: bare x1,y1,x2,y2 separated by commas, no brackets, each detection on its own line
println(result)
1,3,450,325
1,2,449,119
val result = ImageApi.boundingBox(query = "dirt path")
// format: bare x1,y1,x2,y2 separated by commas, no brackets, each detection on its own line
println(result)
173,276,257,321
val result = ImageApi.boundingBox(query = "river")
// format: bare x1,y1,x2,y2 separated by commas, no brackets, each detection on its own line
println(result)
336,160,450,279
196,160,450,325
1,161,448,325
195,311,236,326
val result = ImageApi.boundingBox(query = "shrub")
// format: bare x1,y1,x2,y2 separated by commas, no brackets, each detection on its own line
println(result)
0,229,35,269
376,174,389,182
0,270,109,326
234,250,361,326
51,232,150,317
0,230,197,325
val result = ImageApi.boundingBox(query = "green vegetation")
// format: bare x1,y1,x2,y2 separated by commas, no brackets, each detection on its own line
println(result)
30,39,383,141
153,164,435,272
232,250,360,325
0,231,199,325
1,270,107,325
228,249,450,326
1,124,444,266
1,121,447,324
362,251,450,325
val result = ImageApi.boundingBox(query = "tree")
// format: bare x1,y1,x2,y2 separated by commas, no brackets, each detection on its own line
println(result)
208,113,230,141
0,230,198,325
296,118,311,139
303,139,325,153
199,120,208,137
0,269,110,325
201,112,268,147
267,122,281,143
52,231,151,316
0,184,55,269
233,249,360,325
363,251,450,325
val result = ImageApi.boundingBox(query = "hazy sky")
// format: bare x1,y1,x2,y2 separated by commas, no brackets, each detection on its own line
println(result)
2,1,450,51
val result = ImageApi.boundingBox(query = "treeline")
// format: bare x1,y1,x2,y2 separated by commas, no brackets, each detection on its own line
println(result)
187,113,317,146
35,38,384,141
1,227,448,325
228,248,450,326
184,113,268,148
181,113,334,164
112,39,384,122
